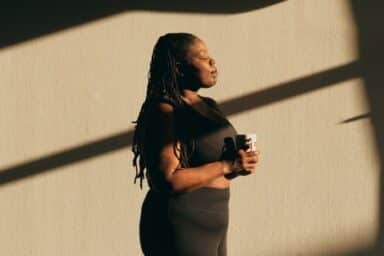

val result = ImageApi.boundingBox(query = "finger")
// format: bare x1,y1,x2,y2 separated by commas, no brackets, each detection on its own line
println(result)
238,149,248,157
246,151,260,157
245,163,257,169
245,151,257,156
247,158,258,164
246,155,259,162
243,163,257,171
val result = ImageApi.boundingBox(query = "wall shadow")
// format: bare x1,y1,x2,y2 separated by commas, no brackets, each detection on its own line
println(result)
219,62,360,116
0,130,133,186
1,2,381,253
340,112,370,124
341,1,384,255
0,62,360,186
0,0,285,49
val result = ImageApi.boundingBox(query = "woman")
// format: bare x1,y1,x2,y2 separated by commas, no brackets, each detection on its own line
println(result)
132,33,260,256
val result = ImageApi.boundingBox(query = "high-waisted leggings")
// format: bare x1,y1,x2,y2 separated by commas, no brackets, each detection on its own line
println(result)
139,186,230,256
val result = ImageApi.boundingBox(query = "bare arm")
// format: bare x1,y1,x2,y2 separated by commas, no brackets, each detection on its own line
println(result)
155,102,231,194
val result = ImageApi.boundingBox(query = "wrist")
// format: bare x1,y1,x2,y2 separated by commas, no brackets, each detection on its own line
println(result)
221,160,232,175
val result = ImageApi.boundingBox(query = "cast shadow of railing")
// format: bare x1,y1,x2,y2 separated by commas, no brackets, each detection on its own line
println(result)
0,130,133,185
0,0,285,49
0,61,360,186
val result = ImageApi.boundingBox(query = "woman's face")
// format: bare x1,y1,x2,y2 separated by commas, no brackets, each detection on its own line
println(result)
184,38,218,88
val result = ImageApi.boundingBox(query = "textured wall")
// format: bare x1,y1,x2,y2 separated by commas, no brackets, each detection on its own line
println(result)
0,1,380,255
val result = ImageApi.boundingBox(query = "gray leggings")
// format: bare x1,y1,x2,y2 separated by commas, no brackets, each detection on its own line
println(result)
139,187,230,256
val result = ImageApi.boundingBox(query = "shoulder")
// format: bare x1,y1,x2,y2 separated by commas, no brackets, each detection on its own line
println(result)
200,95,220,109
151,96,185,122
157,102,174,114
201,96,215,104
152,95,177,113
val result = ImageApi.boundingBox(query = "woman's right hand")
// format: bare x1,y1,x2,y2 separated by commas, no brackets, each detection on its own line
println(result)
222,148,260,176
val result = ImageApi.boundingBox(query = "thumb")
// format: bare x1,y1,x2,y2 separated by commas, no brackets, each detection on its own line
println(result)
238,149,246,156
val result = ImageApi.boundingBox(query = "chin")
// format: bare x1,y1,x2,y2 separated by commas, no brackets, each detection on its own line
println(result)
202,83,216,89
206,80,217,87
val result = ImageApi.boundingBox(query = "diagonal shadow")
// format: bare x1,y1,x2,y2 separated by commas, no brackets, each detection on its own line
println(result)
0,0,285,49
0,61,360,186
1,2,380,255
0,130,133,186
340,112,370,124
219,61,360,116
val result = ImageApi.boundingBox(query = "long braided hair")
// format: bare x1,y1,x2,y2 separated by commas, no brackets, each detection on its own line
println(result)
131,33,198,189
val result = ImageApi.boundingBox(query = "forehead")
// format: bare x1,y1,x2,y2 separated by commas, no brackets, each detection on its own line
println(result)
187,38,208,56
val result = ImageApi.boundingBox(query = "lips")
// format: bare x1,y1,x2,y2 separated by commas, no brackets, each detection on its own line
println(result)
211,69,218,76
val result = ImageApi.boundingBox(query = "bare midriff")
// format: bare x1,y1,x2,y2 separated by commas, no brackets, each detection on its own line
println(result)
204,175,230,189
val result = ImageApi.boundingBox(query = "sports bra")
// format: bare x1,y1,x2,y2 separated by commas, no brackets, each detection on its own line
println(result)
145,94,238,194
178,95,238,167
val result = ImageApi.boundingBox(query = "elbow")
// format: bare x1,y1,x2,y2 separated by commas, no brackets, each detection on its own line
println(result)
167,176,184,194
165,171,189,194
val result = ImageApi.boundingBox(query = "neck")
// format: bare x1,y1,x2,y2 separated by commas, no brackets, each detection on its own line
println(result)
181,89,202,105
182,88,199,98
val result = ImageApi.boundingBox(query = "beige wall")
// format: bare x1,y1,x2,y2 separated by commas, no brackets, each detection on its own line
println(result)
0,1,379,255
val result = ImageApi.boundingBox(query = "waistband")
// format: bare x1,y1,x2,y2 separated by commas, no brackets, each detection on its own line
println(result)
168,186,230,213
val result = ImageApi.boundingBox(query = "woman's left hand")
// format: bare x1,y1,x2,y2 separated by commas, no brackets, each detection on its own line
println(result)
237,149,260,176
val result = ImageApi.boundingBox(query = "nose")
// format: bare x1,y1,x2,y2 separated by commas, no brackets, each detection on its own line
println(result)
209,57,216,66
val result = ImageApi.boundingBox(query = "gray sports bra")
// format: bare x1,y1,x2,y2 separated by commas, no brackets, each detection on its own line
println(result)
177,95,238,167
145,95,238,194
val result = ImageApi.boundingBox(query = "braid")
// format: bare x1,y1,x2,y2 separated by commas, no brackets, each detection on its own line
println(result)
132,33,197,190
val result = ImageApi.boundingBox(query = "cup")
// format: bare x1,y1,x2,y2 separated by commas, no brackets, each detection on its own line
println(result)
234,133,257,176
235,133,257,152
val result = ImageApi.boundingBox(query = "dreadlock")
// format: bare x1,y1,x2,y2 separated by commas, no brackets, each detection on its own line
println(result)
131,33,198,189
